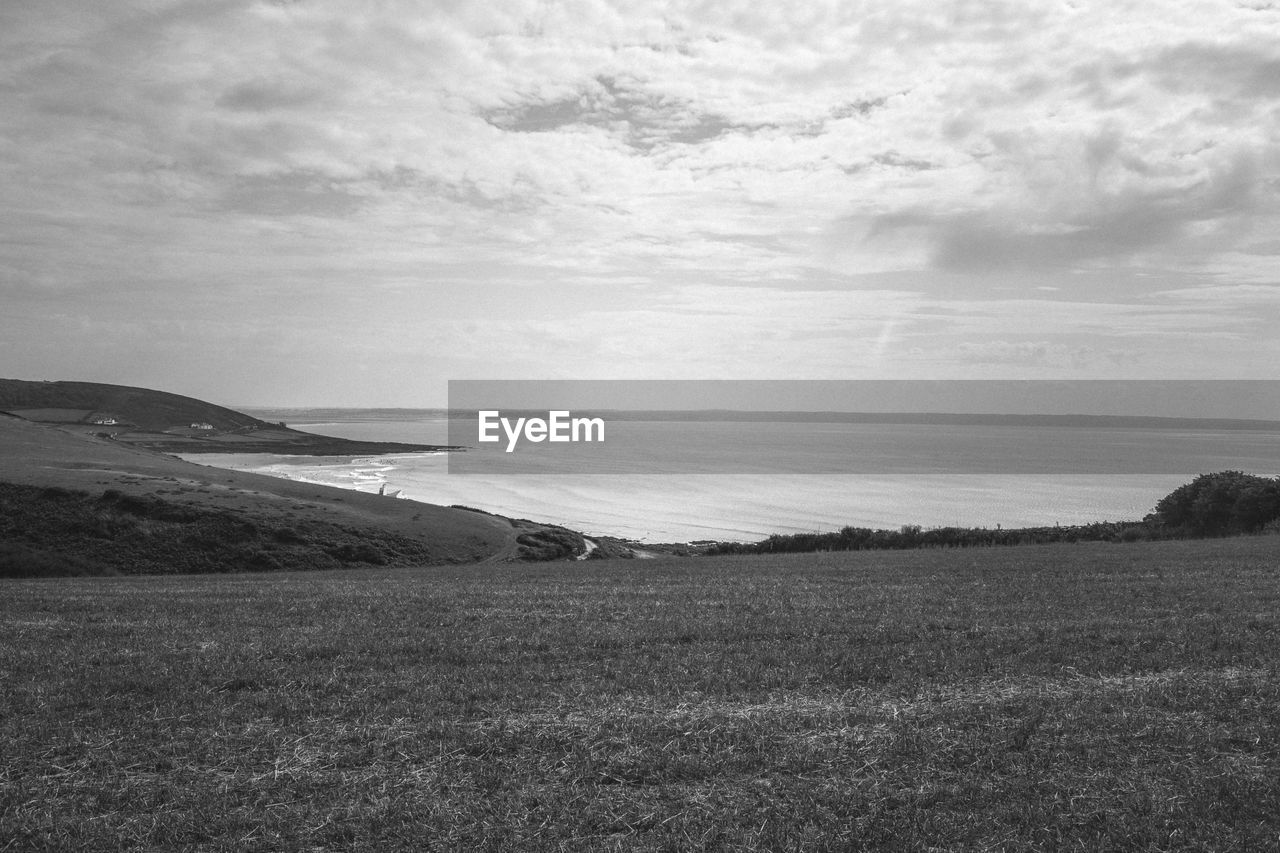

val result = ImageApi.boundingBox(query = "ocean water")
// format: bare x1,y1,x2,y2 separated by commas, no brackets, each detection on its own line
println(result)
180,414,1280,543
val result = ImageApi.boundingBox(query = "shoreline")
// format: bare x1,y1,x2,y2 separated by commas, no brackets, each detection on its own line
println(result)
180,450,1177,545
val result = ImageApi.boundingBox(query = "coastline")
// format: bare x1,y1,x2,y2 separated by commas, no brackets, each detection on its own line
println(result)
180,449,1182,544
176,412,1280,545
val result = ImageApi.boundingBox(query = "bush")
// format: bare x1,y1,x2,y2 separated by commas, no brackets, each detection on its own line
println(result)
1153,471,1280,536
516,528,583,561
1118,525,1149,543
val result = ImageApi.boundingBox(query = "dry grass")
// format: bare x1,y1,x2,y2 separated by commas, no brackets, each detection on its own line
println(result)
3,537,1280,850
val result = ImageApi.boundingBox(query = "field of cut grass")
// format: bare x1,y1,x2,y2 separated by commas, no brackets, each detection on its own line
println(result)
3,537,1280,851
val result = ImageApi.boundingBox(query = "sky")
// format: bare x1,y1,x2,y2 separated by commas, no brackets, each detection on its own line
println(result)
2,0,1279,407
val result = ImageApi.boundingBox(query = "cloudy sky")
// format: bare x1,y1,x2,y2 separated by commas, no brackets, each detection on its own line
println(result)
2,0,1278,406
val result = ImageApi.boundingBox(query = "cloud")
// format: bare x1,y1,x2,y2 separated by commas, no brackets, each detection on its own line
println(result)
2,0,1279,398
954,341,1122,369
863,124,1270,274
484,74,793,152
1150,41,1280,98
1152,282,1280,306
214,77,330,112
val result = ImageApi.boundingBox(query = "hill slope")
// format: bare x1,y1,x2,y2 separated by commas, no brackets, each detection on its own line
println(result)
0,414,583,572
0,378,267,432
0,378,456,454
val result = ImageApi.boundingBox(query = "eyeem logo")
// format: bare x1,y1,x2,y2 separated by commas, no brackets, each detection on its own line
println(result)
477,410,605,453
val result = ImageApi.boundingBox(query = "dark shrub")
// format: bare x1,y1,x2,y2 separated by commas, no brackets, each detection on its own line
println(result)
1118,526,1149,543
516,528,583,561
1153,471,1280,536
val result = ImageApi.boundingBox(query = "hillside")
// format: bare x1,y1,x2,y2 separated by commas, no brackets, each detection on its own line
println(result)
0,378,267,432
0,378,453,454
0,414,585,572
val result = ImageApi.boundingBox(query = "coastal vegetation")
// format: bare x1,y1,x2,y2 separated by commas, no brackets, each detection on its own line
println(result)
1151,470,1280,537
0,482,431,576
707,471,1280,557
0,482,591,576
3,537,1279,850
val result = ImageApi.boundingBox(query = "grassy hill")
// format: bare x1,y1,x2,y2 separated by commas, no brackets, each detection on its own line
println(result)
0,378,267,432
0,414,584,572
0,378,460,454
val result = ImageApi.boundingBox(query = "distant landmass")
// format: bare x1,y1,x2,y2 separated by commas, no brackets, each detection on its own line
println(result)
241,405,1280,432
421,407,1280,431
588,410,1280,431
0,379,457,455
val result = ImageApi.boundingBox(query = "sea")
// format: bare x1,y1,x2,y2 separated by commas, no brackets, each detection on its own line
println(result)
180,411,1280,543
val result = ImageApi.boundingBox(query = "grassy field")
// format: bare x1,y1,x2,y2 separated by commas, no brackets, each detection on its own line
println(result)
3,537,1279,851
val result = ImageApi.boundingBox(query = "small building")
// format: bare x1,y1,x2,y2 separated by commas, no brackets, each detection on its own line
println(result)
190,422,214,430
90,416,118,425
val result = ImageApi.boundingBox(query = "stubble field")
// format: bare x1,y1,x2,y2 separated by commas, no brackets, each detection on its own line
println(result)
3,537,1279,851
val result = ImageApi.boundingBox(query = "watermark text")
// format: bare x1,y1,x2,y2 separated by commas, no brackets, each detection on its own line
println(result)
478,410,605,452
